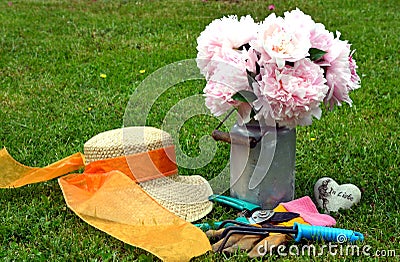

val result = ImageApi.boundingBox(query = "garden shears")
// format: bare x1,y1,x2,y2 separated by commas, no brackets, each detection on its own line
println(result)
195,194,300,230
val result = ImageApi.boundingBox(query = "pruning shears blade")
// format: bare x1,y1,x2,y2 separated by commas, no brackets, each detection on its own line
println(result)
250,210,275,224
250,210,300,224
268,211,300,223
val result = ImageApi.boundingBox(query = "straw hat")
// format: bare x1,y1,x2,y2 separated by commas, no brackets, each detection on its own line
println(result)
83,126,213,222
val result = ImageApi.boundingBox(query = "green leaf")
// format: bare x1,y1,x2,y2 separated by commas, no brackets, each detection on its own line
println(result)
246,69,258,90
309,48,327,61
232,90,258,103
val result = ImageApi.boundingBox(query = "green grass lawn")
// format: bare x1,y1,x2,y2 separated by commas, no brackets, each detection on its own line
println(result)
0,0,399,261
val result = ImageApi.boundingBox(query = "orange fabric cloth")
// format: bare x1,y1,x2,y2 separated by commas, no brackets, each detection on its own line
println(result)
0,147,212,261
0,148,85,188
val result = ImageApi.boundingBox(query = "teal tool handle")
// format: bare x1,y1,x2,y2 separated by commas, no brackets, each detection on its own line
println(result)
194,222,222,231
194,217,249,231
208,194,260,212
293,222,364,243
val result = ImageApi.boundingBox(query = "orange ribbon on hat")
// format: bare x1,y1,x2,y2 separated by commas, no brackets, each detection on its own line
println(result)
0,147,211,261
84,145,178,182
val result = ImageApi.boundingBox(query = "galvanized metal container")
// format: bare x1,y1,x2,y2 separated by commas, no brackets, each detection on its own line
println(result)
229,120,296,209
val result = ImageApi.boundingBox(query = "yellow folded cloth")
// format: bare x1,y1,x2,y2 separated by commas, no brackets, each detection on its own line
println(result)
59,171,211,262
273,204,309,227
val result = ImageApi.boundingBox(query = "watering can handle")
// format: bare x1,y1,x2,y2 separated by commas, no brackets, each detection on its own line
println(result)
211,130,259,148
211,109,260,148
211,130,231,144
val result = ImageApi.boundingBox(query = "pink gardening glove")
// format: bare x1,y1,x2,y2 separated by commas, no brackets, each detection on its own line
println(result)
281,196,336,226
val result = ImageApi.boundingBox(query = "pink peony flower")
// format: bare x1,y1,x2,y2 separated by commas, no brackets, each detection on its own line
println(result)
208,53,250,91
196,15,258,76
254,59,328,127
323,34,356,108
348,50,361,90
197,9,361,127
268,4,275,11
284,8,316,33
203,80,242,116
310,23,335,65
203,59,252,116
251,12,312,68
243,47,259,73
201,48,244,80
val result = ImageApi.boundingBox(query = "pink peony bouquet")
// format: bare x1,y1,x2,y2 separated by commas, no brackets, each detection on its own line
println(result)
196,8,360,128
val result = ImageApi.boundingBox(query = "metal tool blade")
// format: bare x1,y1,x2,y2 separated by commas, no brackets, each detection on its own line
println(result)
250,210,275,224
249,210,300,224
269,212,300,222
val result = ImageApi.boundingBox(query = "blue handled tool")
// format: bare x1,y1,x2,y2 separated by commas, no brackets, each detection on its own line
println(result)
292,222,364,242
215,220,364,252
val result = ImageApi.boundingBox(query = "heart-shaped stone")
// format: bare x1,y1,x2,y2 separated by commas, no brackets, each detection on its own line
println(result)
314,177,361,213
